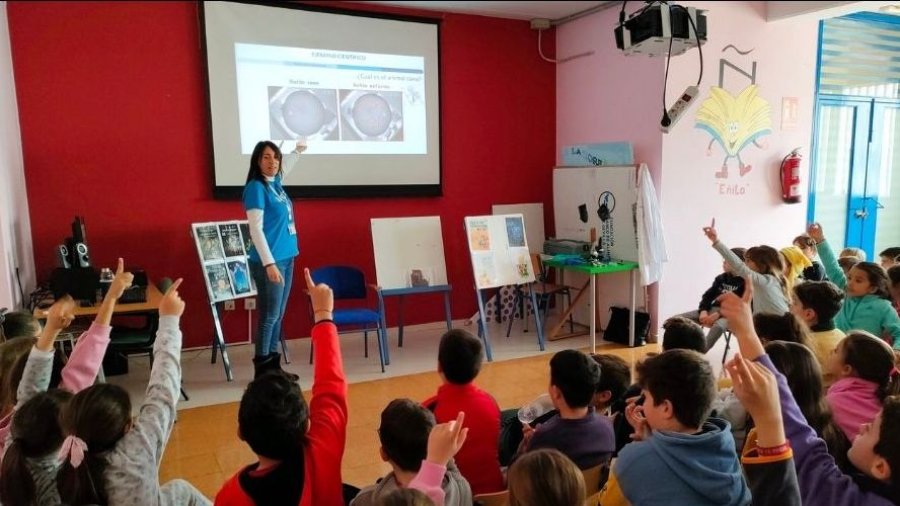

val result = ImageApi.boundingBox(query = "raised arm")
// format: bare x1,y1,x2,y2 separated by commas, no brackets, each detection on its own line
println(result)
280,139,306,178
409,411,470,506
717,277,765,360
304,268,349,494
15,296,76,408
59,259,133,392
120,280,185,465
807,224,846,290
703,225,763,283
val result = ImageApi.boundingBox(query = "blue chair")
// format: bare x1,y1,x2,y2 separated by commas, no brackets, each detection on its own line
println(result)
307,266,387,372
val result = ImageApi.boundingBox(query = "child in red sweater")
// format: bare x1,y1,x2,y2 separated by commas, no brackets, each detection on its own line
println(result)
215,268,348,506
422,329,504,495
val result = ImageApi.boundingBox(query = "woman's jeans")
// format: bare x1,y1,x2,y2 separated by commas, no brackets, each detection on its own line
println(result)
250,258,294,357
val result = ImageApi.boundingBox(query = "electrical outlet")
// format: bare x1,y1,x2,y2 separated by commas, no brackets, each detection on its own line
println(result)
244,298,256,310
224,300,235,311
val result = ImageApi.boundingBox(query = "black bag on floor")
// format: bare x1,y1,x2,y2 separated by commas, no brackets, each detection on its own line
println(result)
603,306,650,347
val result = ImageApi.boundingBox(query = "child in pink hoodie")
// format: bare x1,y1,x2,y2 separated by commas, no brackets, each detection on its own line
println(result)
825,331,899,441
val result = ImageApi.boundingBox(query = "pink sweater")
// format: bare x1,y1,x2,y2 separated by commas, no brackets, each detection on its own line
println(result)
826,376,882,441
0,323,111,441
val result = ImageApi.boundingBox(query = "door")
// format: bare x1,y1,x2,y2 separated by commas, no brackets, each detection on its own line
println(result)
870,102,900,256
809,98,871,252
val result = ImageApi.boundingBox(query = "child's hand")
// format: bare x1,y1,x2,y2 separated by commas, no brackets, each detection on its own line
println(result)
426,411,469,466
105,258,134,301
717,278,754,338
158,279,185,317
305,268,333,322
702,226,718,243
726,353,780,424
700,311,720,326
44,296,76,332
625,395,650,441
807,222,825,243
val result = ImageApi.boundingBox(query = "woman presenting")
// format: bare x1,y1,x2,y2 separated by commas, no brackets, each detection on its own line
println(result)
243,139,306,378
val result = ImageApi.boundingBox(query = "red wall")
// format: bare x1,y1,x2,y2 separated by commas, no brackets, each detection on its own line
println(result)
7,1,556,348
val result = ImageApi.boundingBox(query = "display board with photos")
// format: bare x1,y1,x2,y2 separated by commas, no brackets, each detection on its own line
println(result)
191,221,257,302
464,213,535,290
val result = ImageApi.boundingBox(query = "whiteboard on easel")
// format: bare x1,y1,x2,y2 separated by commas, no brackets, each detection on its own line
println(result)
553,165,639,263
492,203,545,254
465,214,535,289
371,216,449,290
191,221,257,303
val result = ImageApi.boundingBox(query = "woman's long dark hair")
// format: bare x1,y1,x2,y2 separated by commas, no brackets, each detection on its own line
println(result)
0,390,73,506
245,140,283,186
57,384,132,506
766,341,852,471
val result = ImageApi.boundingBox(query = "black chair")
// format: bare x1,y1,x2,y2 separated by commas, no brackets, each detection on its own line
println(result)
306,266,387,372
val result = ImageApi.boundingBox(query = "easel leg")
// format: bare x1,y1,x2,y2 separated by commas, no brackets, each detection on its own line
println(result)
210,302,234,382
476,287,493,361
443,288,452,330
528,285,546,351
377,289,391,365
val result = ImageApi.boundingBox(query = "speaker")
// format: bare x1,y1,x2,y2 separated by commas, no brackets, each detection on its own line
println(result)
57,245,71,269
74,242,90,268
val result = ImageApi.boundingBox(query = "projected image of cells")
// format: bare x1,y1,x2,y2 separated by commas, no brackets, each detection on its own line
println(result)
268,87,338,141
339,90,403,141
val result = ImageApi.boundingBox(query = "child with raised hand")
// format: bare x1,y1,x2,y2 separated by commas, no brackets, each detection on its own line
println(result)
793,234,826,281
825,332,899,441
718,279,900,506
807,223,900,348
405,411,469,506
0,258,133,441
56,279,212,506
726,353,801,506
702,223,790,319
0,310,41,342
216,267,348,506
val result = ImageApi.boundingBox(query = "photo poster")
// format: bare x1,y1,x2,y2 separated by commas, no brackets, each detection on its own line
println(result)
371,216,449,291
492,203,544,253
191,220,258,303
464,213,535,289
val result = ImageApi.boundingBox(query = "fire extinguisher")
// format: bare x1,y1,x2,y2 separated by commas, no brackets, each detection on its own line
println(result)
781,148,802,204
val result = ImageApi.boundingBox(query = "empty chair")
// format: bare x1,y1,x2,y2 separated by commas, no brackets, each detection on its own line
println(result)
306,265,387,372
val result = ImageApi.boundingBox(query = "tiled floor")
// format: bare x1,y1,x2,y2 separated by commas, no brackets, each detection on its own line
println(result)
113,317,736,500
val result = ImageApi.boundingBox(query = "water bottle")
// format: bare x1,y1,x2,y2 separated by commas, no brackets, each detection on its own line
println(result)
517,393,555,424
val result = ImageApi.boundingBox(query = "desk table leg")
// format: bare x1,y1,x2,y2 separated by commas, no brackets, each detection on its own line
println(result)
629,269,636,348
590,275,597,354
398,295,405,347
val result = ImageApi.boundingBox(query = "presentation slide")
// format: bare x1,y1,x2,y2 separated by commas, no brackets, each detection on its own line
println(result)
235,43,427,155
202,2,441,198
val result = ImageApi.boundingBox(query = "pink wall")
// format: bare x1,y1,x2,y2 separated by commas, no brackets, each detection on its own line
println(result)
658,1,818,323
557,1,820,333
556,5,664,332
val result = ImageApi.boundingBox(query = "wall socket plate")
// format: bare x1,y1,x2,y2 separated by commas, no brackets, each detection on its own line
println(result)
244,298,256,310
224,300,235,310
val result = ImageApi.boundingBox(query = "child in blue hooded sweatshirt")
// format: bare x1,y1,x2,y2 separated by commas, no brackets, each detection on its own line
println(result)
599,349,751,506
808,223,900,349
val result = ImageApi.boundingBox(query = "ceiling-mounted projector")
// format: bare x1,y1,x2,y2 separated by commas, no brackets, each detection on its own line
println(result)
614,3,707,57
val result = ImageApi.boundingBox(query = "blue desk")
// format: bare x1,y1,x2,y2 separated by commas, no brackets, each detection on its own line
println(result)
376,284,452,364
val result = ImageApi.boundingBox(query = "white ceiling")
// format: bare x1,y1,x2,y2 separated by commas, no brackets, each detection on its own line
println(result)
358,1,614,21
358,1,900,22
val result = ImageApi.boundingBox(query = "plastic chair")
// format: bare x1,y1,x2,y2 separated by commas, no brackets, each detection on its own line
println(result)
506,253,574,337
306,266,387,372
581,461,610,497
473,490,508,506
